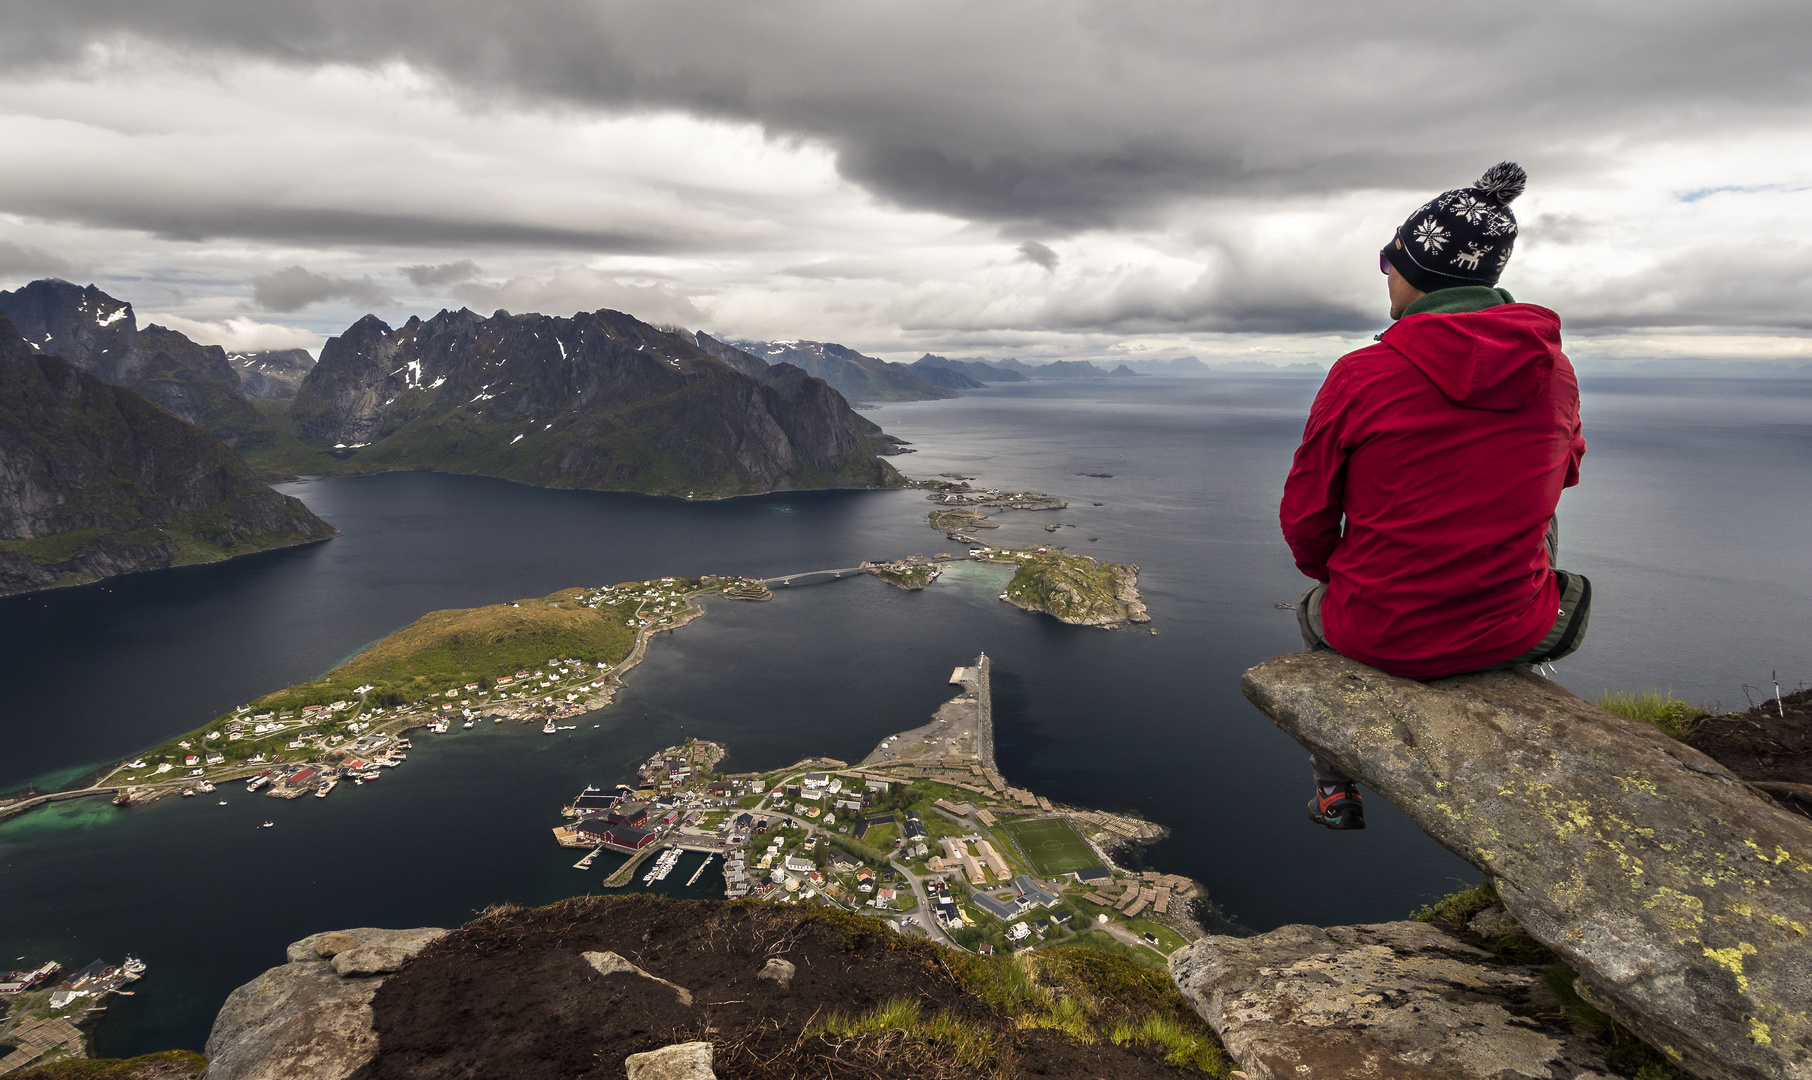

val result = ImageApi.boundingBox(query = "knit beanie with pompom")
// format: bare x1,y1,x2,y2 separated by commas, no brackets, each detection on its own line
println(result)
1383,162,1526,292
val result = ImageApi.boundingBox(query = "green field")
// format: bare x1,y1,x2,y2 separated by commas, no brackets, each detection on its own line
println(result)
1005,817,1098,876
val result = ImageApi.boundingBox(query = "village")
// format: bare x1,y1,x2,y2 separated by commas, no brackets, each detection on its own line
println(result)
549,655,1206,962
0,957,146,1074
70,575,738,808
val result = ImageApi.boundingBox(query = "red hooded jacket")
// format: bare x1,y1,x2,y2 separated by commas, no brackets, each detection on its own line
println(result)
1281,302,1584,679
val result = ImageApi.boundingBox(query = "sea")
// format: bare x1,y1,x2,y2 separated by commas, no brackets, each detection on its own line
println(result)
2,373,1809,1056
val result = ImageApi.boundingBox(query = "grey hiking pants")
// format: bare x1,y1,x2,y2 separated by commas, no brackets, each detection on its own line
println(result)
1299,516,1591,786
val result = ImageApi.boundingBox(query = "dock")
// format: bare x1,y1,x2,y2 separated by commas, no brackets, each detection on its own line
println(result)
686,852,715,886
601,847,659,888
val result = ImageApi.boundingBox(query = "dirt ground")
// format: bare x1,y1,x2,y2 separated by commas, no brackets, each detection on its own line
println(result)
348,895,1210,1080
1688,687,1812,817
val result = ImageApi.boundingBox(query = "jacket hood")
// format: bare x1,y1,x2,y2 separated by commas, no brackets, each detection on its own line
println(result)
1381,303,1562,411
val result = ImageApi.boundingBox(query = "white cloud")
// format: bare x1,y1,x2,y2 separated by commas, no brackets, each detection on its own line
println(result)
140,313,324,354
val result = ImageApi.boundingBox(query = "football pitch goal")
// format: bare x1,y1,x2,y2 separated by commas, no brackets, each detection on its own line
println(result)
1004,817,1097,876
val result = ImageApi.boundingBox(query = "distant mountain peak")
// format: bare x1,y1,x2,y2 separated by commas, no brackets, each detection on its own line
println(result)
730,339,956,402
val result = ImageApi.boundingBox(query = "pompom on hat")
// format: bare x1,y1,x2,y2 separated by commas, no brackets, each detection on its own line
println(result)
1383,162,1526,292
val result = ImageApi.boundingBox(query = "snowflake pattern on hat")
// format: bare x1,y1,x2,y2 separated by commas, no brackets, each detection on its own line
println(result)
1449,194,1492,224
1388,162,1526,289
1413,218,1450,253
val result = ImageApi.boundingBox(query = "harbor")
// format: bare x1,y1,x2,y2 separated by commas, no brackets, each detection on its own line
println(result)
543,657,1202,961
0,956,146,1075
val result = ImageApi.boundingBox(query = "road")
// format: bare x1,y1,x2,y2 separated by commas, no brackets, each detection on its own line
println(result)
758,567,867,586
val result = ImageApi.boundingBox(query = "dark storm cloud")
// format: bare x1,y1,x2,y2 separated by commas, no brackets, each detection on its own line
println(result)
8,1,1812,231
250,265,392,312
400,260,481,287
0,240,73,277
7,197,681,253
1017,241,1058,271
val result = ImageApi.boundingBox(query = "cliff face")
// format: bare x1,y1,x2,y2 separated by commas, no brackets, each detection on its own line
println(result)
231,349,315,400
732,339,957,402
287,308,900,495
0,317,335,596
0,280,272,448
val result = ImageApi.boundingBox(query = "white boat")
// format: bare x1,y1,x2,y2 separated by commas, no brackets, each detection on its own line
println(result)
217,800,228,805
642,846,683,884
316,780,337,798
198,780,215,793
462,719,474,729
182,788,195,797
260,821,274,828
542,720,557,734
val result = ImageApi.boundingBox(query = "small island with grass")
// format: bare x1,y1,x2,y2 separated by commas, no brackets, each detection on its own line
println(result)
961,544,1150,627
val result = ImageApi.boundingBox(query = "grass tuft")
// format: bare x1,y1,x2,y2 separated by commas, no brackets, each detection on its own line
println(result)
1411,880,1498,927
1597,689,1707,740
1110,1014,1227,1072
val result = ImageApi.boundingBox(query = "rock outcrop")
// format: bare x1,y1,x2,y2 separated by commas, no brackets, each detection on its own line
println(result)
731,338,956,402
0,317,336,596
1240,652,1812,1080
1170,920,1612,1079
0,280,271,448
203,927,446,1080
287,308,901,495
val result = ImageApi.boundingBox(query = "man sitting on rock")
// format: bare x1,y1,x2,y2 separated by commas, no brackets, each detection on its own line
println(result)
1280,163,1590,831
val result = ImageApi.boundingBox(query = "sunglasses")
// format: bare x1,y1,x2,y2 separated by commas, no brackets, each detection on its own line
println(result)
1379,250,1393,275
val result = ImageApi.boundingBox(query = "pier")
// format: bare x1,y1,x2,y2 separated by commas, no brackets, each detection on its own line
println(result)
601,847,659,888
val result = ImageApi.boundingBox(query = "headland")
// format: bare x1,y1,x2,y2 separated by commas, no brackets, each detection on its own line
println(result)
547,653,1204,962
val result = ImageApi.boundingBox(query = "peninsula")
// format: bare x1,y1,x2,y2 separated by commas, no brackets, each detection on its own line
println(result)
552,653,1205,962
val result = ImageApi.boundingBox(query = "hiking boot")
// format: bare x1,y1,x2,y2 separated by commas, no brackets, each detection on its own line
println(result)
1309,783,1366,830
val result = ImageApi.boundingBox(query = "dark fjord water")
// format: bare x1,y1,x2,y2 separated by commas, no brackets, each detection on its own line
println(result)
3,374,1809,1056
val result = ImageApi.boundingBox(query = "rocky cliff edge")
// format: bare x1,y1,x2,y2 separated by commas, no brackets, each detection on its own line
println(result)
1179,652,1812,1080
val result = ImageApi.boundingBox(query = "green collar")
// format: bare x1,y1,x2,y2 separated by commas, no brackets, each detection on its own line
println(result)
1402,286,1514,317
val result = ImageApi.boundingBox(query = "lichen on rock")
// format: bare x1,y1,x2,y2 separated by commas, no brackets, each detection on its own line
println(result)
1239,651,1812,1080
1170,920,1613,1079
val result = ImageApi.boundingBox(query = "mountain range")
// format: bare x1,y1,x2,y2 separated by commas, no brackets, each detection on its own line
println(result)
0,280,277,449
729,339,957,402
0,314,334,597
909,353,1022,388
285,308,901,495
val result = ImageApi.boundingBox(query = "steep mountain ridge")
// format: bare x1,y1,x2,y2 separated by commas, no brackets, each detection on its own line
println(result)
732,339,956,402
0,316,335,597
285,307,900,495
0,279,272,447
231,348,315,399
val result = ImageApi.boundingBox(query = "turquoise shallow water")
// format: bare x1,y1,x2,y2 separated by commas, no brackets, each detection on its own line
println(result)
3,373,1809,1055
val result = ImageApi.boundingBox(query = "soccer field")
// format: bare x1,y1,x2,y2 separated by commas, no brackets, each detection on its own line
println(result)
1004,818,1097,876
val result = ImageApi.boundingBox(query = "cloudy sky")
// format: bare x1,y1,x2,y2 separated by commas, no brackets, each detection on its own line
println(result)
1,0,1808,366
